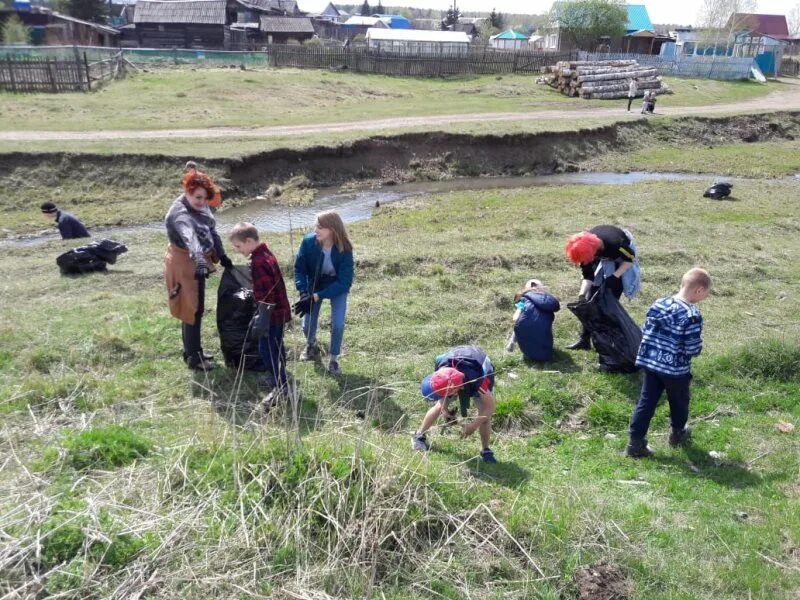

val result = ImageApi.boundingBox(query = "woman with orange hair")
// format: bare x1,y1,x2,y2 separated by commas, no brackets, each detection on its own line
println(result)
565,225,636,350
164,170,232,371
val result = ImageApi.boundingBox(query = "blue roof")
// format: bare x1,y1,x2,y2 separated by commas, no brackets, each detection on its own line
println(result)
626,4,653,33
495,29,528,40
373,14,411,29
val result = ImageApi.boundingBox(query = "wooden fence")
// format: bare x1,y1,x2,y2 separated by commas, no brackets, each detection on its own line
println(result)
267,45,576,76
0,54,90,92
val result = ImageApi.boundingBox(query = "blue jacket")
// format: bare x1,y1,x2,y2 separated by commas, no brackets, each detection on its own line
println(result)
514,292,560,362
294,232,354,299
57,210,90,240
636,295,703,377
434,346,494,398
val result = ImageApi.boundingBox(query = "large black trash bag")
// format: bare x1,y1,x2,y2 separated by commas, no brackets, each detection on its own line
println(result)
568,285,642,373
216,266,267,371
56,239,128,275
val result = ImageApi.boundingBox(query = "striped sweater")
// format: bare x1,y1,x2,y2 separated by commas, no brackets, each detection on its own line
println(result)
635,295,703,376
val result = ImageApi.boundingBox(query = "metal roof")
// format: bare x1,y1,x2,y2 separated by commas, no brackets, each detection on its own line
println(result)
133,0,226,24
51,11,120,34
366,28,470,43
259,15,314,32
625,5,653,33
343,15,383,26
237,0,298,15
728,13,790,39
493,29,528,40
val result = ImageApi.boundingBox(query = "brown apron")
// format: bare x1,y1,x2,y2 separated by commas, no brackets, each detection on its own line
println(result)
163,245,215,325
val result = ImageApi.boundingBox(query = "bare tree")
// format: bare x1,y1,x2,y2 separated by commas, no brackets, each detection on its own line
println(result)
696,0,757,56
788,3,800,37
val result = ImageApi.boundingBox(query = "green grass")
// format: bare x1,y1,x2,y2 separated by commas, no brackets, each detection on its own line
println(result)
591,138,800,178
0,68,776,133
1,164,799,597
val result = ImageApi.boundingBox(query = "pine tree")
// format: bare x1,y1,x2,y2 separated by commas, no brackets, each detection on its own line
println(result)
1,14,30,44
375,0,384,13
359,0,370,16
489,8,504,29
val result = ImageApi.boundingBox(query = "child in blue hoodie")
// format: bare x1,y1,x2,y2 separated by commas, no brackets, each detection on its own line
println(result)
626,268,711,458
506,279,560,362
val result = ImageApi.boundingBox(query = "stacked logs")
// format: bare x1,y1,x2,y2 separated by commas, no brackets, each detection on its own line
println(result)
544,59,671,100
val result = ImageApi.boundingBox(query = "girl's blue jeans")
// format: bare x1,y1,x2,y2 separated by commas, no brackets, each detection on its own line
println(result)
303,293,348,356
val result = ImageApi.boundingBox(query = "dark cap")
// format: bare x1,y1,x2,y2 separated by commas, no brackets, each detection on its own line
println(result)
40,202,58,214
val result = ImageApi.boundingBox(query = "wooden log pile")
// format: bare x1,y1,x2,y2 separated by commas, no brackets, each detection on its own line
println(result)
543,59,671,100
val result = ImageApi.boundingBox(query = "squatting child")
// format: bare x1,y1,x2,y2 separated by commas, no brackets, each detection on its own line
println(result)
229,222,292,395
505,278,560,362
626,268,711,458
412,345,498,463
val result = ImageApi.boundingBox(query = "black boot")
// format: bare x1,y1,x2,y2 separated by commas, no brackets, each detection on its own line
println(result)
567,333,591,350
668,426,692,447
625,438,654,458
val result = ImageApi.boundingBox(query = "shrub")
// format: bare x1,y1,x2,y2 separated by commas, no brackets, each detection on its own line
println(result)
63,425,152,471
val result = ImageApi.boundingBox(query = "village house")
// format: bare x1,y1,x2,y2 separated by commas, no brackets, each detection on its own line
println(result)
0,1,119,46
541,2,664,54
259,15,315,44
133,0,227,48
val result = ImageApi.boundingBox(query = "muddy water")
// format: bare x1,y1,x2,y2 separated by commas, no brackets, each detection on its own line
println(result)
1,172,744,248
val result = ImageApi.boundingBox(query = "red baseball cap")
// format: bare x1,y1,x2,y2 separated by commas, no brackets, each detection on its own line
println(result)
421,367,465,401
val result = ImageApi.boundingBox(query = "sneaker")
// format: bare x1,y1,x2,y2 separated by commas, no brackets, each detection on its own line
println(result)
625,439,654,458
480,448,497,464
299,344,319,362
668,426,692,447
327,359,341,377
411,433,429,452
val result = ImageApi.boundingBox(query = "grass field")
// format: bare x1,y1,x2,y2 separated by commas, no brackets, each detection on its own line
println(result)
1,156,799,596
0,69,777,133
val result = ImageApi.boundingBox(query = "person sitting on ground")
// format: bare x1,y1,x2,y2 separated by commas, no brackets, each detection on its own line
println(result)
641,90,656,115
565,225,637,350
293,210,354,377
229,222,292,396
40,202,90,240
412,345,498,464
626,268,711,458
163,169,233,371
505,279,560,362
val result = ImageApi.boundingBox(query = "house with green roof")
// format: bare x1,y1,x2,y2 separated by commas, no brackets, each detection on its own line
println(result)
542,2,664,54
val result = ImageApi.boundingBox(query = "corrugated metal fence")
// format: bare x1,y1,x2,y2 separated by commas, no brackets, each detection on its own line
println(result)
268,45,577,76
578,51,756,80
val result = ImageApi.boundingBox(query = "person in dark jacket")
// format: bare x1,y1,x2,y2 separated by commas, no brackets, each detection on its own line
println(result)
293,210,354,376
163,170,233,371
411,345,498,463
505,279,560,362
229,222,292,395
40,202,90,240
564,225,635,350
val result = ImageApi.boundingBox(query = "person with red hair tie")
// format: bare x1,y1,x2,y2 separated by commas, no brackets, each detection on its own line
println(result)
564,225,636,350
164,169,233,371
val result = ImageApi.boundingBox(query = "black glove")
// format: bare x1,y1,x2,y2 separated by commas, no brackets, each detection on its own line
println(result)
293,293,313,317
219,255,233,270
195,262,208,280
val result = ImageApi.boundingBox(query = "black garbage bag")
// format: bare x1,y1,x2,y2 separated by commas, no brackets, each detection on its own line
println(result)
703,182,733,200
56,239,128,275
216,266,267,371
567,285,642,373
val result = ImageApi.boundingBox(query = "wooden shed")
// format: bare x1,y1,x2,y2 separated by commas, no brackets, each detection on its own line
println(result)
134,0,227,49
259,15,314,44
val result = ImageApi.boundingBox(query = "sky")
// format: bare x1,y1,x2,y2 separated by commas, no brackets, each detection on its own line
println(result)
299,0,799,26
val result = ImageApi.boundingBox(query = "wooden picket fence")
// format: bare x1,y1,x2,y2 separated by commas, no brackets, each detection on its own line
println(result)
0,54,91,92
267,45,576,76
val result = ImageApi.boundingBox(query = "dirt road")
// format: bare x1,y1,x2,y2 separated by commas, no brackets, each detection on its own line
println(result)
2,81,799,142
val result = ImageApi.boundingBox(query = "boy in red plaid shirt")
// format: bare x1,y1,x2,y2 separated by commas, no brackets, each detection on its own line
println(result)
229,223,292,393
